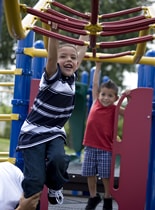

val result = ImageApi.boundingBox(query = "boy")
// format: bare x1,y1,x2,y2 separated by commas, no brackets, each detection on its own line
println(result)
17,23,88,209
82,62,129,210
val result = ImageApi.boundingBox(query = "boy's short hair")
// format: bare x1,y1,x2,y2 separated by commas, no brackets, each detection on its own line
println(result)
58,41,77,52
100,80,118,95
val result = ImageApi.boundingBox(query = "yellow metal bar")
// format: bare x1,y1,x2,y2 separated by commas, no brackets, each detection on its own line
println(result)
133,29,150,63
23,47,155,66
4,0,50,40
24,40,88,57
22,1,50,38
0,114,19,121
0,69,22,75
84,52,155,66
42,22,50,51
0,158,9,162
4,0,25,39
24,47,47,57
0,90,13,93
8,158,16,164
0,152,9,156
0,83,14,86
0,157,16,164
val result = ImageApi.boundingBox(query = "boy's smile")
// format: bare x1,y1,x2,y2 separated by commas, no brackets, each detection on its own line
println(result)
58,46,78,77
98,87,118,107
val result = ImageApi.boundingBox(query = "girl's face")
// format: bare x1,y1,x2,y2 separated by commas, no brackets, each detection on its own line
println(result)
98,87,118,107
58,46,78,77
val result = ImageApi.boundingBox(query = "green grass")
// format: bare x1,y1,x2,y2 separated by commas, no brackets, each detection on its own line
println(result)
0,138,76,153
0,138,10,152
0,138,81,159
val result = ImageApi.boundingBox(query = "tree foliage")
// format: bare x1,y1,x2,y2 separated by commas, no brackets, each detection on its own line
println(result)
0,0,151,88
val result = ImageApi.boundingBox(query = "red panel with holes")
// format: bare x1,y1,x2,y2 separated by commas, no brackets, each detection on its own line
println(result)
110,88,153,210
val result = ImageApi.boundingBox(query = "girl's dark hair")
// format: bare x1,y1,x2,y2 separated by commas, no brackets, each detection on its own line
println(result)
100,80,118,95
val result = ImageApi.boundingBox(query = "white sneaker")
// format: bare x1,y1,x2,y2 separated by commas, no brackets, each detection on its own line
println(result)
48,188,64,205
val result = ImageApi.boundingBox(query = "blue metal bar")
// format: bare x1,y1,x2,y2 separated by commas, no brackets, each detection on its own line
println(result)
9,31,35,170
138,49,155,210
32,40,46,79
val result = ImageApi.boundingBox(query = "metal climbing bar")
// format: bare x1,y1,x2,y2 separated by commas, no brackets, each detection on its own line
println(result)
0,82,14,86
90,0,99,25
0,69,22,75
41,18,88,35
98,35,154,48
102,17,155,31
133,28,150,63
4,0,24,39
27,7,86,30
46,8,88,24
0,114,19,121
100,15,147,25
51,1,89,19
100,6,143,19
32,26,88,46
3,0,50,39
89,0,99,52
100,26,149,36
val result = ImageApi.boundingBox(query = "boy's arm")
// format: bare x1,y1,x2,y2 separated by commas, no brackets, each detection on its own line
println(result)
119,90,131,116
92,62,102,101
46,24,59,78
76,35,89,69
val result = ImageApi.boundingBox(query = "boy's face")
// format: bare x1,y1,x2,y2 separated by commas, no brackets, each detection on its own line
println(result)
58,46,78,77
98,87,118,107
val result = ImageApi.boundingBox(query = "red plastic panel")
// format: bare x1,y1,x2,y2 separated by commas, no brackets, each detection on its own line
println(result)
110,88,153,210
29,79,40,113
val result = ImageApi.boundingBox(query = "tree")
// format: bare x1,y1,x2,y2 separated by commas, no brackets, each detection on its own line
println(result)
0,0,151,89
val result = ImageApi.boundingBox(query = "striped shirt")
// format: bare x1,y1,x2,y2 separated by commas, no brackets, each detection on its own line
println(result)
17,65,76,150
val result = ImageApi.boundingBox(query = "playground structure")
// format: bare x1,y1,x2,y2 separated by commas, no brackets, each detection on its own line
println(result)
3,0,155,64
1,0,155,209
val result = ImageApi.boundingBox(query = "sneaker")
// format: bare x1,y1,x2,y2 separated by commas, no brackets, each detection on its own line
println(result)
85,193,102,210
48,188,64,205
103,198,112,210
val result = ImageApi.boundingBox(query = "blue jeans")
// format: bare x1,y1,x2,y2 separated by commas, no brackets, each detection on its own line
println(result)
22,137,70,198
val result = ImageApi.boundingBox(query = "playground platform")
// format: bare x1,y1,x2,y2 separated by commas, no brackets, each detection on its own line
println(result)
48,194,118,210
47,159,118,210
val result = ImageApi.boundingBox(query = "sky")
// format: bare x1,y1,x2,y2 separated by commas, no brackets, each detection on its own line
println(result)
123,71,138,89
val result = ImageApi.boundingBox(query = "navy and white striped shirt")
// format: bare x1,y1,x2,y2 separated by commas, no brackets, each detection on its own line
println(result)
17,65,77,149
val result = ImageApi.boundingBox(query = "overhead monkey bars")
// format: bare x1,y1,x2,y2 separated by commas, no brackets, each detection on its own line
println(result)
3,0,155,64
99,6,143,19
